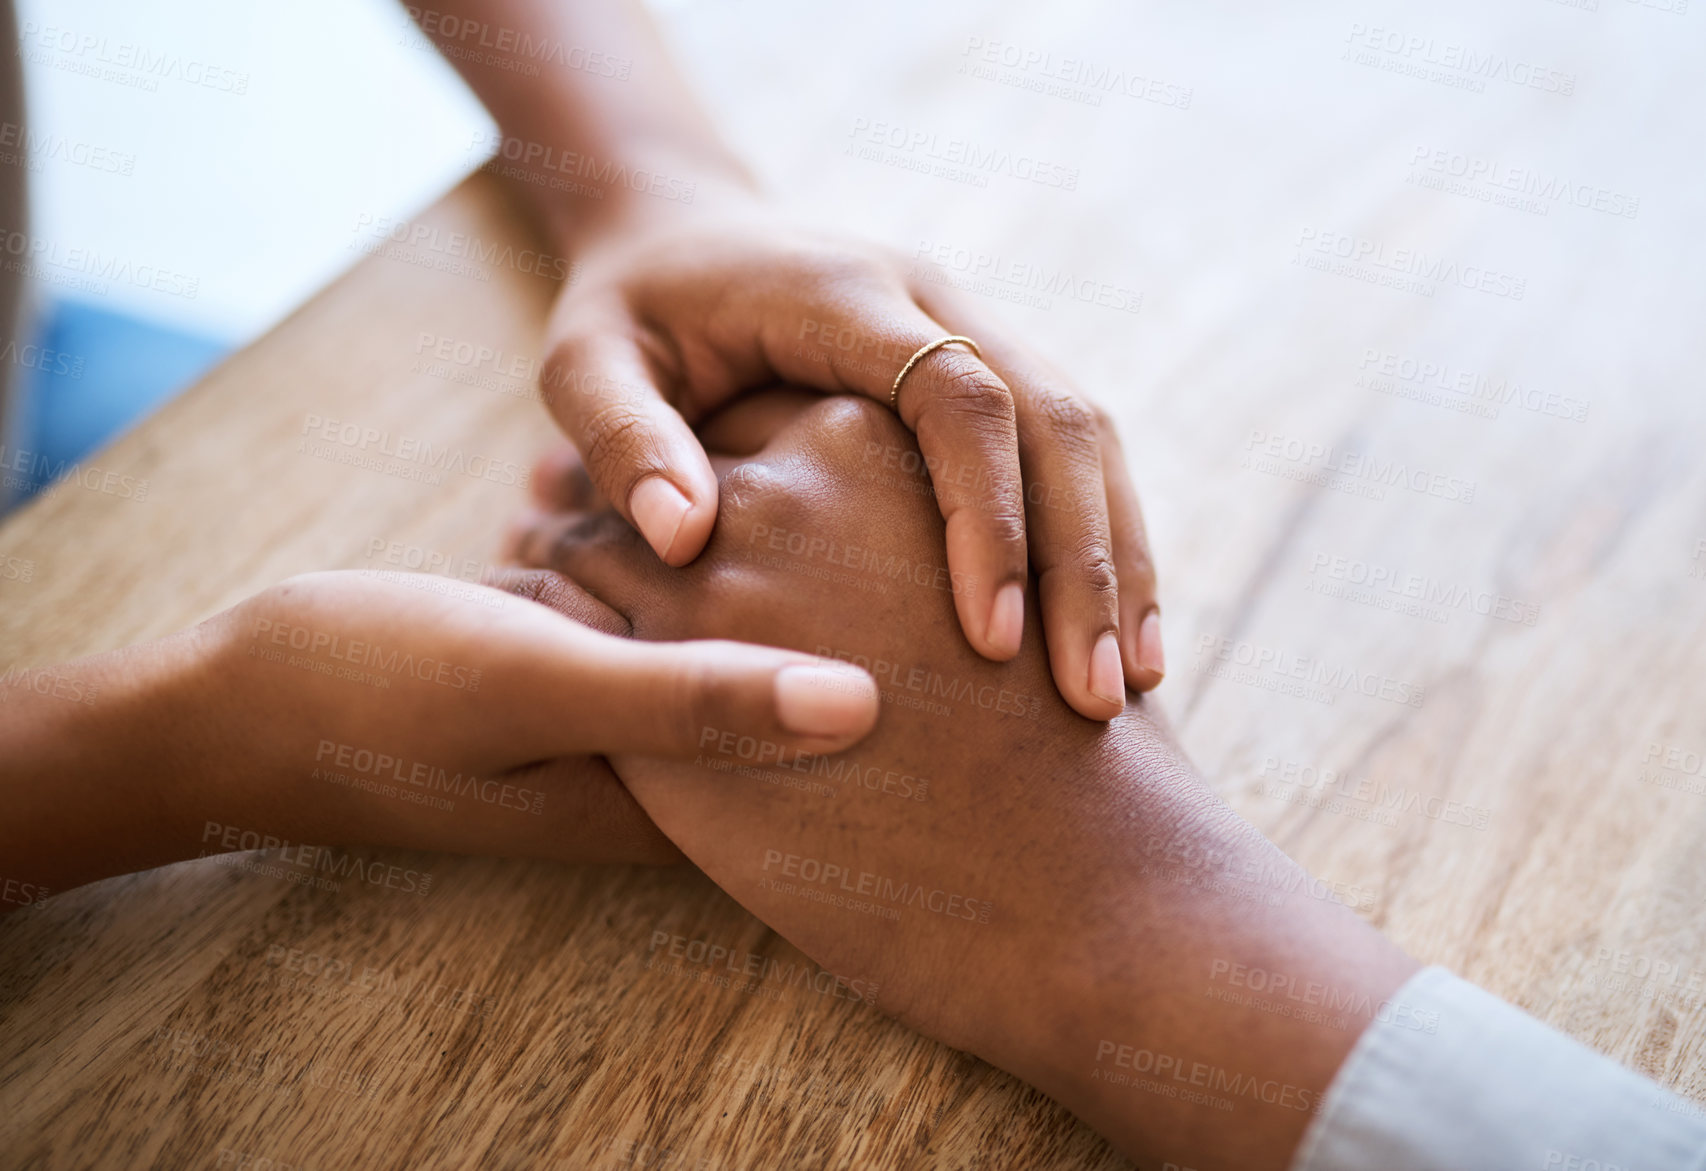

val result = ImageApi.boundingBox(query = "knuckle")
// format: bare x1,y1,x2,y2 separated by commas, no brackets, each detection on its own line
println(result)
931,356,1016,417
1075,540,1122,603
578,404,653,480
977,501,1028,547
720,459,789,511
816,394,906,447
1035,391,1100,452
719,460,810,538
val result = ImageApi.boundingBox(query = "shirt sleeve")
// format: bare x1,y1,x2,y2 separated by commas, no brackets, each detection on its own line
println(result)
1290,965,1706,1171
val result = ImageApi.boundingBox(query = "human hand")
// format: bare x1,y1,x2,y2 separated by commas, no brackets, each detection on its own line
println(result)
508,391,1413,1169
0,567,878,897
540,202,1163,719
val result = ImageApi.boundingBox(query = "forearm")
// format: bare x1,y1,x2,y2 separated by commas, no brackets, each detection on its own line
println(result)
0,580,692,910
410,0,759,249
0,629,214,905
995,711,1419,1170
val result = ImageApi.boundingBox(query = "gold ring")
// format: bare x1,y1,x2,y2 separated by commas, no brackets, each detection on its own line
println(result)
890,335,982,413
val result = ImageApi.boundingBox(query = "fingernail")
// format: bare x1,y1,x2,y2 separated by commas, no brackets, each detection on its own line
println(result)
1088,632,1126,708
629,476,692,562
1137,610,1165,679
986,583,1025,656
775,665,879,739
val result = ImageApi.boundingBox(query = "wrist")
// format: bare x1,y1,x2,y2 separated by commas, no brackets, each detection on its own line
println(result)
521,146,763,256
0,620,224,899
956,717,1417,1169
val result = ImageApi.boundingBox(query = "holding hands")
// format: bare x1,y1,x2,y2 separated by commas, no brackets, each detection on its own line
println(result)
0,565,879,895
540,203,1165,717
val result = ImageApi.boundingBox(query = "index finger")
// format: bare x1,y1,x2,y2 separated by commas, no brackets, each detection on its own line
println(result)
542,303,721,568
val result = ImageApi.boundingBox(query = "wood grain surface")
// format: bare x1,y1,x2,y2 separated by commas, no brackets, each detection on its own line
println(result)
5,1,1706,1167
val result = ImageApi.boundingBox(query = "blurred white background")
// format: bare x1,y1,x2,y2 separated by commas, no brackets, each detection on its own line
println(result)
19,0,490,344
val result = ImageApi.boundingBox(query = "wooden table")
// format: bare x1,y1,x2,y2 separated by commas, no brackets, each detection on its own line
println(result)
5,3,1706,1167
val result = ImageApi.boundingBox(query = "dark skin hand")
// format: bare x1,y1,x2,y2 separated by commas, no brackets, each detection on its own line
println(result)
503,391,1418,1171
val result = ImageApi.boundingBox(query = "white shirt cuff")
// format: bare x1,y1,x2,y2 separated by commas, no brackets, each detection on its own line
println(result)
1291,966,1706,1171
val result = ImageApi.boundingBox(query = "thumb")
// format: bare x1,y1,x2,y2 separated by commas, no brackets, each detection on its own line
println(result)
504,624,881,761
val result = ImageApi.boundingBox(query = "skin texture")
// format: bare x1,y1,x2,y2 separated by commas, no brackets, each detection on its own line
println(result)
0,569,881,900
413,0,1166,717
509,391,1420,1171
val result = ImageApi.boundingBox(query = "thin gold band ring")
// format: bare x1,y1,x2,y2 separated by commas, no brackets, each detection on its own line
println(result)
889,335,983,413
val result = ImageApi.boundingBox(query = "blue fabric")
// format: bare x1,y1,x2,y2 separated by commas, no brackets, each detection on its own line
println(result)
10,297,228,501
